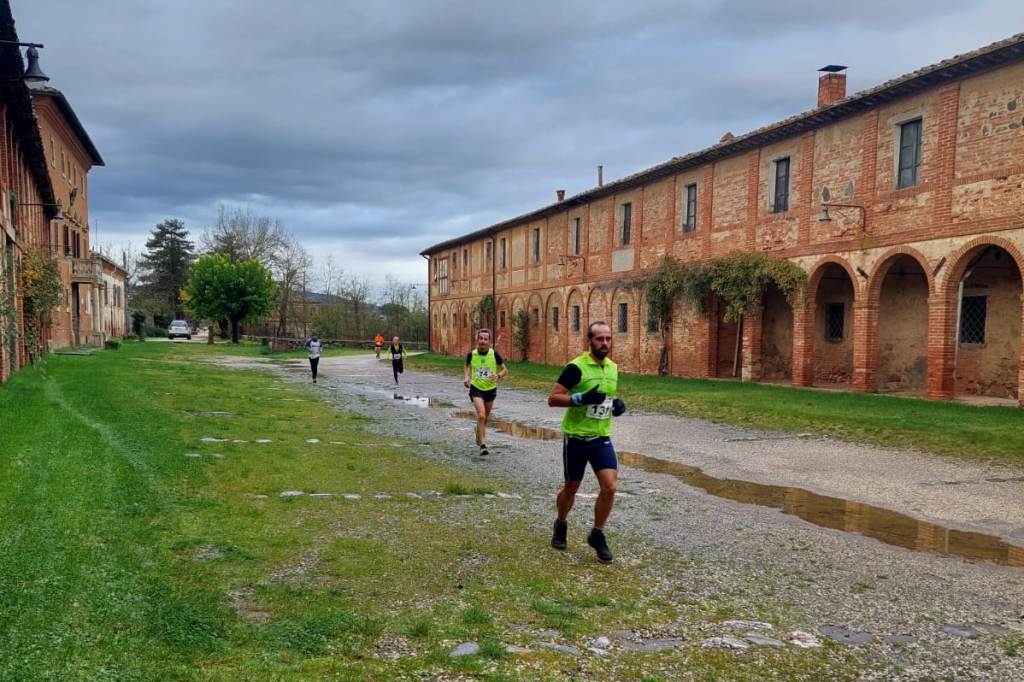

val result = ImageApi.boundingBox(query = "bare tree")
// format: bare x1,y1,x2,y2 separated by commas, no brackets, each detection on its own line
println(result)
344,274,372,340
201,205,285,264
273,234,313,337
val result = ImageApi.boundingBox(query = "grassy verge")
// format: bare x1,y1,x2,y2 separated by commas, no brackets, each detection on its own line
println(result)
0,343,865,680
410,353,1024,464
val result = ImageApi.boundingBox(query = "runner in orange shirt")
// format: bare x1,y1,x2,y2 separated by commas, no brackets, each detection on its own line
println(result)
374,333,385,359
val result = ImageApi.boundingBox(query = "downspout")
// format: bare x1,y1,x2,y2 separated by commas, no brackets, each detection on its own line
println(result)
491,230,496,333
421,253,431,353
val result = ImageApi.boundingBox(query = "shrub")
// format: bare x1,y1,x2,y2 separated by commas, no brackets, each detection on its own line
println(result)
144,324,168,338
104,338,122,350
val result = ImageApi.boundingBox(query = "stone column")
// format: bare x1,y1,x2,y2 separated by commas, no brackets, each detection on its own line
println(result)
926,291,956,400
741,308,763,382
791,297,814,387
851,300,877,392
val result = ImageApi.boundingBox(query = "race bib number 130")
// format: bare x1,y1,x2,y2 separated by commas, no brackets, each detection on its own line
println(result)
586,398,613,420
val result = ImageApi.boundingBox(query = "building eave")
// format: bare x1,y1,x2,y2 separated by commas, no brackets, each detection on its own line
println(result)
29,85,105,166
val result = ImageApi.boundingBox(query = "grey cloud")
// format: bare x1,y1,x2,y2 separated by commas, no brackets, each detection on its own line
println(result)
11,0,1023,284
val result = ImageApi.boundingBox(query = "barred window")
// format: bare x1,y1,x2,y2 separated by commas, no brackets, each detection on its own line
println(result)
499,238,507,268
825,302,844,341
499,310,506,328
571,217,581,256
647,304,659,333
617,302,628,333
571,305,581,333
552,306,559,331
531,228,541,263
959,296,987,344
531,308,539,327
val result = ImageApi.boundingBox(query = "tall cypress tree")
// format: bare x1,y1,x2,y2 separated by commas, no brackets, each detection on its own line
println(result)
138,219,195,323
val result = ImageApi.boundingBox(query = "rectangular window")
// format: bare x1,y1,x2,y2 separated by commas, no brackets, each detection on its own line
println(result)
451,251,457,271
825,302,844,341
531,308,539,327
617,303,628,333
463,248,468,271
531,228,541,263
571,305,581,333
438,258,449,295
683,183,697,232
499,238,507,269
552,306,559,331
773,157,790,213
620,202,632,245
500,310,506,328
959,295,987,344
898,118,922,189
571,217,581,256
485,241,492,271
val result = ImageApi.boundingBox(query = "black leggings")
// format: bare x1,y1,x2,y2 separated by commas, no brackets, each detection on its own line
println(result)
309,357,319,379
392,360,403,382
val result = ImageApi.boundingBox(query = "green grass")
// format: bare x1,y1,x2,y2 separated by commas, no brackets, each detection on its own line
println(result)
411,353,1024,464
0,342,866,680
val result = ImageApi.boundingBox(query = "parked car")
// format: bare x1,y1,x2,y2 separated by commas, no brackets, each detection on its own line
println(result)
168,320,192,340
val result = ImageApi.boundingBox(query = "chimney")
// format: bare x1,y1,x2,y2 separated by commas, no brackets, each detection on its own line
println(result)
556,189,565,202
597,165,604,187
817,65,847,108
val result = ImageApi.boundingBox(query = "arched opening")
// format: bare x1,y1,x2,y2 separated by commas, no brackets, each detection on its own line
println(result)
877,255,930,394
812,263,855,387
761,283,793,382
952,245,1022,401
545,292,564,365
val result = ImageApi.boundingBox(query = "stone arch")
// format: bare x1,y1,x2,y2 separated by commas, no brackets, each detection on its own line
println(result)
867,246,935,302
869,247,934,394
940,238,1023,401
609,286,639,371
806,255,862,304
527,293,544,362
566,288,585,356
495,296,511,358
798,256,859,387
586,287,609,330
544,290,565,364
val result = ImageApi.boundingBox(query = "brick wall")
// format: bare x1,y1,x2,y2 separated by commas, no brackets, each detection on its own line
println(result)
428,55,1024,406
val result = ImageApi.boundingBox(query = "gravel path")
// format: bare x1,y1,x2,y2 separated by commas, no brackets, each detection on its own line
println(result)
221,353,1024,680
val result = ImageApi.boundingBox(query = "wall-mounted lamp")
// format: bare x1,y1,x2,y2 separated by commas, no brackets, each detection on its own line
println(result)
818,203,866,231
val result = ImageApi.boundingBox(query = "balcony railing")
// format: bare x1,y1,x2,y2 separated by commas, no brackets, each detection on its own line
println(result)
70,257,102,283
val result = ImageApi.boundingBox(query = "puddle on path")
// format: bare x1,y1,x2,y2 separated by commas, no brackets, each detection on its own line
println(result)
450,411,1024,567
393,393,454,409
450,410,562,440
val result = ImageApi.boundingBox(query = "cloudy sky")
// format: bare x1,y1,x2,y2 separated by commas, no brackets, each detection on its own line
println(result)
13,0,1024,290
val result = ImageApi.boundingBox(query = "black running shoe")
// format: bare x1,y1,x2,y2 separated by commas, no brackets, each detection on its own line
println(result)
479,444,489,456
551,519,568,550
587,528,613,563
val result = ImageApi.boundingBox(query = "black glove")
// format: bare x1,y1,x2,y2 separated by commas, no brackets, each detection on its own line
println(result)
612,398,626,417
573,385,607,406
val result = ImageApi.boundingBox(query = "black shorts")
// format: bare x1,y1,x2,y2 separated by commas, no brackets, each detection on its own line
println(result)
562,436,617,482
469,386,497,402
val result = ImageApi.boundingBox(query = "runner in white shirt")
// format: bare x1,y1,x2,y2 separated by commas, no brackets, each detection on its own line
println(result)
305,334,325,383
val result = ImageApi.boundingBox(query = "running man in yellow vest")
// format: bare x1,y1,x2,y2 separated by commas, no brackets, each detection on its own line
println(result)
547,321,626,563
463,329,508,456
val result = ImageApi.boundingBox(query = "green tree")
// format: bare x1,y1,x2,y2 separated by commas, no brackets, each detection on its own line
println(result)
184,255,276,343
138,219,195,323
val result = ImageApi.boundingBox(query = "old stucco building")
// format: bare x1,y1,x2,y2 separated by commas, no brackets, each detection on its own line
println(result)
26,47,105,349
423,33,1024,406
0,2,59,383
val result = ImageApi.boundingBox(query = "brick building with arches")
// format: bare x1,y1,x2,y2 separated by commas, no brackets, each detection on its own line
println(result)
422,33,1024,406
